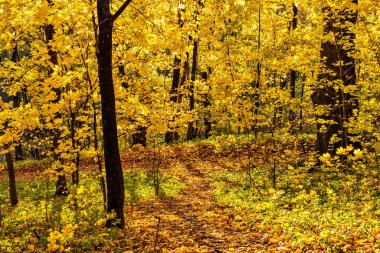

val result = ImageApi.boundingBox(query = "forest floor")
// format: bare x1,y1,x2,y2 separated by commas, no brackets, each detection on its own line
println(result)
1,142,379,252
121,144,274,252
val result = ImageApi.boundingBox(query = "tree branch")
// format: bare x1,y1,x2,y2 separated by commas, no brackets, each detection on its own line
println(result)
111,0,133,22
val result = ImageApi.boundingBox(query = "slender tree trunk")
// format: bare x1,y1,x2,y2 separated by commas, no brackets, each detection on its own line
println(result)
202,70,212,138
187,39,198,141
165,8,186,144
69,112,79,185
5,151,18,206
44,0,68,196
252,0,262,137
13,92,23,161
300,79,305,132
179,52,190,104
289,3,298,133
165,56,181,144
311,0,359,155
97,0,130,228
10,45,23,161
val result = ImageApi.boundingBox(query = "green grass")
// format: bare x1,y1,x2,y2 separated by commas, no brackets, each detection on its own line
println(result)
210,167,380,251
124,170,186,204
0,166,185,252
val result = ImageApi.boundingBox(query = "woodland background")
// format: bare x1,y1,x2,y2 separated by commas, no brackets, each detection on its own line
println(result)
0,0,379,252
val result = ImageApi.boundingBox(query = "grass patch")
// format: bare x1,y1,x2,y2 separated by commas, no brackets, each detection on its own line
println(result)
124,170,186,204
0,162,185,252
210,168,380,251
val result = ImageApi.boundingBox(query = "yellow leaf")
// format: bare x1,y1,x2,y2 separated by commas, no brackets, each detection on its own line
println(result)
35,1,50,22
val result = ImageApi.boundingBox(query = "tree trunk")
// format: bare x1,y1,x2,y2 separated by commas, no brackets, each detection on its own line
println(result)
70,112,79,185
187,39,198,141
289,4,298,132
179,52,190,104
311,0,359,155
10,45,24,161
87,12,107,210
165,55,181,144
252,1,262,137
132,126,147,147
202,70,212,138
97,0,126,228
44,0,68,196
5,151,18,206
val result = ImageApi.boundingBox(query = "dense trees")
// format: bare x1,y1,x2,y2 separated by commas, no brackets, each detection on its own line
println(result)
0,0,379,231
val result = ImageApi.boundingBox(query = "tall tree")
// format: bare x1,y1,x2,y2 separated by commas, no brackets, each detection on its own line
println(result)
96,0,132,228
165,56,181,144
11,45,23,161
186,38,198,141
44,0,68,196
165,6,186,144
289,3,298,132
311,0,359,155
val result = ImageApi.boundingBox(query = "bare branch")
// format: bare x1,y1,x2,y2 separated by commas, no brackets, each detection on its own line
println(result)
112,0,132,22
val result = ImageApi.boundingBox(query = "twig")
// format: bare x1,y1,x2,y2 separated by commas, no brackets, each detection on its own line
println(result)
33,229,41,241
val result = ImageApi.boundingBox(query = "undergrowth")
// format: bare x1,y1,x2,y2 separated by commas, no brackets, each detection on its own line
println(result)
209,135,380,251
0,167,184,252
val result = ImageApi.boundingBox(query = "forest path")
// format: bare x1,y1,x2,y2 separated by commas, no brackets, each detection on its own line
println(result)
122,144,270,253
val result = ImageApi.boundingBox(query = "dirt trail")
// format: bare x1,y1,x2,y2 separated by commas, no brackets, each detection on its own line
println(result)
123,145,268,253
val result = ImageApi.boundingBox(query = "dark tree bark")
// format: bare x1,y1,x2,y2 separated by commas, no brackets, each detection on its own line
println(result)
132,126,147,147
88,13,107,210
289,3,298,132
165,55,181,144
11,45,24,161
202,69,212,139
97,0,133,228
252,1,262,137
165,8,187,144
187,39,198,141
5,151,18,206
311,0,359,155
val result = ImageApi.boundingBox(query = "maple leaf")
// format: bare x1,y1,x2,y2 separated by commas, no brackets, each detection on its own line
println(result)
35,1,50,22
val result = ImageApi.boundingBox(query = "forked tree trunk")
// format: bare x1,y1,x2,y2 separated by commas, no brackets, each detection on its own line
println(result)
97,0,132,228
311,0,359,155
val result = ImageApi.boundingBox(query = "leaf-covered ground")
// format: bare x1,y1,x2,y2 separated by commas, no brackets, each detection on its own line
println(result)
1,142,379,252
122,145,271,252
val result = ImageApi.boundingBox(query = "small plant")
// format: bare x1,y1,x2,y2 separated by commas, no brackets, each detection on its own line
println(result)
147,136,168,197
